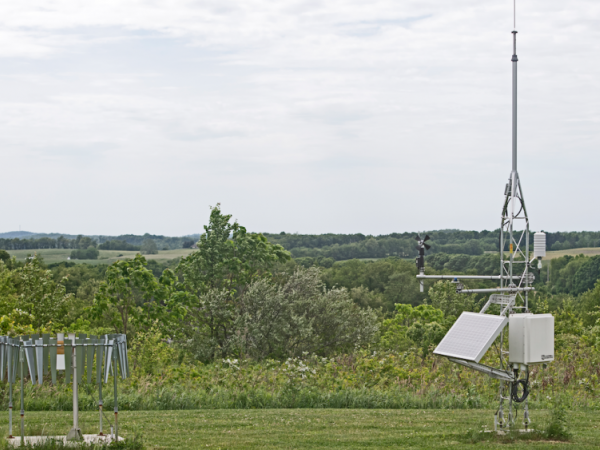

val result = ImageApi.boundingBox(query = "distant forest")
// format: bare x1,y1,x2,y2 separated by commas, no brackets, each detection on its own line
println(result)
263,230,600,261
0,233,199,251
1,230,600,261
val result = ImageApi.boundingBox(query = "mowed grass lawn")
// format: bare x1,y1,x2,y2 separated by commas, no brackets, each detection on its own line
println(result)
6,248,194,265
4,409,599,449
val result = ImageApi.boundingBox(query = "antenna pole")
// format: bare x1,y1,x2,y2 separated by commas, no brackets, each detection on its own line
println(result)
511,31,518,173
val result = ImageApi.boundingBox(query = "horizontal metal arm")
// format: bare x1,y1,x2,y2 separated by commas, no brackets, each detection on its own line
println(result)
416,274,524,280
458,287,534,294
448,358,514,382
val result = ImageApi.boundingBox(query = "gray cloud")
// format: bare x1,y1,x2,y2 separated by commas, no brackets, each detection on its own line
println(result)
0,0,598,235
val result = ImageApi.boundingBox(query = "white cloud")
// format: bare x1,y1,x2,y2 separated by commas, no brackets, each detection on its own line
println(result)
0,1,599,235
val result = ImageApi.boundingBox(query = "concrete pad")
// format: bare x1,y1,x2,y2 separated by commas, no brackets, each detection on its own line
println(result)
6,434,124,447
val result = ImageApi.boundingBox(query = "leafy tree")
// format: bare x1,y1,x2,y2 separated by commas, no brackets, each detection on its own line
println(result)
92,254,180,335
0,255,73,331
177,204,290,297
49,262,108,294
444,254,472,273
176,204,291,358
406,321,446,357
321,258,425,311
427,281,475,318
349,286,385,310
140,239,158,255
221,268,378,360
56,236,70,249
572,256,600,295
384,272,422,307
553,298,584,338
0,310,36,336
578,280,600,326
379,303,446,355
0,250,9,263
426,253,499,275
70,246,99,260
182,240,196,249
99,240,139,251
130,325,175,377
75,235,97,249
0,260,18,314
294,257,335,269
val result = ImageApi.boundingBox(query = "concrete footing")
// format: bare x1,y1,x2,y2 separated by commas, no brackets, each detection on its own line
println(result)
7,434,124,447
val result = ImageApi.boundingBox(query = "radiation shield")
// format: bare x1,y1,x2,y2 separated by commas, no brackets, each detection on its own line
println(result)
56,333,65,371
49,338,57,385
75,338,84,384
35,339,43,385
0,336,5,381
86,337,96,384
64,338,73,383
104,340,114,384
24,340,36,385
42,334,50,375
434,312,508,363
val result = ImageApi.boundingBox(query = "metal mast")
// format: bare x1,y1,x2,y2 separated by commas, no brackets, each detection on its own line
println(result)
499,29,530,312
415,5,551,432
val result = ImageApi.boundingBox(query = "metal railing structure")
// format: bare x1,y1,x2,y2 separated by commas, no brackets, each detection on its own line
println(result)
0,333,128,445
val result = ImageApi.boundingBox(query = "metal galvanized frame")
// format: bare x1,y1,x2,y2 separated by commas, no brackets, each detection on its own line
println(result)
2,333,128,443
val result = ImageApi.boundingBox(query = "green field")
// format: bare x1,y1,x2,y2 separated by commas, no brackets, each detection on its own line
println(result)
2,409,598,449
544,247,600,260
6,247,600,267
6,249,194,265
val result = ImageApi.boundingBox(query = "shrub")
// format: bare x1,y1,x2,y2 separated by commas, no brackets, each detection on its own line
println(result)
70,247,99,260
140,240,158,255
544,399,571,441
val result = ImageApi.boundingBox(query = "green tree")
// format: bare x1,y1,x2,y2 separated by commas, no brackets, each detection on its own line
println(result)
1,255,73,331
75,235,97,249
572,256,600,295
379,303,446,355
349,286,385,310
578,280,600,327
70,246,99,260
92,254,179,335
178,204,291,297
384,272,422,307
321,258,424,311
234,268,378,360
176,204,291,358
427,280,475,318
140,239,158,255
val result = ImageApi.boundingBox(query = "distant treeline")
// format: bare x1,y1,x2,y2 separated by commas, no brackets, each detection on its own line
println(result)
0,233,198,251
264,230,600,261
3,229,600,259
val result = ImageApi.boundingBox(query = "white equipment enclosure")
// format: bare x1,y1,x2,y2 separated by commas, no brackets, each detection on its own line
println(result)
509,314,554,365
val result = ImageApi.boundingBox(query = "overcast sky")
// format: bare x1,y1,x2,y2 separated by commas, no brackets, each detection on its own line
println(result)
1,0,598,236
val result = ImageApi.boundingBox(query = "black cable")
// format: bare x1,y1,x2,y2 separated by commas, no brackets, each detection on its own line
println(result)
511,368,530,403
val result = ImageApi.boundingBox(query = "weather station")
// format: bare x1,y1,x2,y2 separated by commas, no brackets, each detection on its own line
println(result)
415,7,555,432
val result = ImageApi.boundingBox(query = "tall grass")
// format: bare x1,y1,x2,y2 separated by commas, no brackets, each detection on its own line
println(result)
1,339,599,412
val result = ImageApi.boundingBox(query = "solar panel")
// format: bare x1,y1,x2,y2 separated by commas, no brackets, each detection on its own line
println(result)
434,312,508,363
